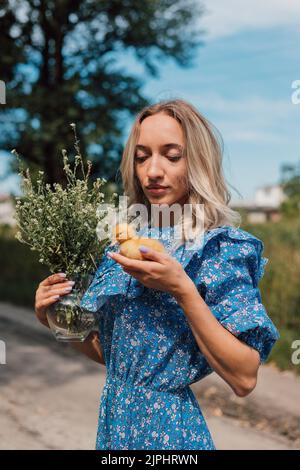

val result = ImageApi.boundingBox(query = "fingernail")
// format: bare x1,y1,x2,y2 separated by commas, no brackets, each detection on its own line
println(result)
107,251,113,257
58,273,67,278
139,245,148,253
52,295,60,300
67,281,75,286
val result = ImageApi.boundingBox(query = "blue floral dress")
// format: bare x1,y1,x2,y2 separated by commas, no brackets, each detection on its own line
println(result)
80,224,280,450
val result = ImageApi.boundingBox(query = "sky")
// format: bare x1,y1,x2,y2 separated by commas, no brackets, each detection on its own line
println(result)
1,0,300,203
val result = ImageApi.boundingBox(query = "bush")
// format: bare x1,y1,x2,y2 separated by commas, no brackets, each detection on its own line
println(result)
242,219,300,374
0,225,49,307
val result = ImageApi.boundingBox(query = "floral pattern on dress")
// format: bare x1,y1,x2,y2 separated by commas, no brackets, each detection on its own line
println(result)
80,224,280,450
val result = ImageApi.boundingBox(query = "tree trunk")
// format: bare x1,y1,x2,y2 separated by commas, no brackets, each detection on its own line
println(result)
44,140,67,185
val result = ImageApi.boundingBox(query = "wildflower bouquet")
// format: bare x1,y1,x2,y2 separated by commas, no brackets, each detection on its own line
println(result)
13,123,117,341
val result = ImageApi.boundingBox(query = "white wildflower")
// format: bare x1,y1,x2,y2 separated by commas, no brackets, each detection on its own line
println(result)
13,124,117,286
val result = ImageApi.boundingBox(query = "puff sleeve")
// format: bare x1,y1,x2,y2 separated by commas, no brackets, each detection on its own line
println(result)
80,242,146,315
196,230,280,365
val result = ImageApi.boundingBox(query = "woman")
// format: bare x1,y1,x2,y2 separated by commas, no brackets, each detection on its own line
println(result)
35,99,280,450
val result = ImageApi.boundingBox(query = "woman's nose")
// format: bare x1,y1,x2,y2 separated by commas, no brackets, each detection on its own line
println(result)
146,156,164,178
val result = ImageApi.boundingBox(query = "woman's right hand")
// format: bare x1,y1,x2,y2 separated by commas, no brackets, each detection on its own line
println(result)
34,273,75,328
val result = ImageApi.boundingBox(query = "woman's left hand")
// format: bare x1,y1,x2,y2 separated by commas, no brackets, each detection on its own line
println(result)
107,245,193,297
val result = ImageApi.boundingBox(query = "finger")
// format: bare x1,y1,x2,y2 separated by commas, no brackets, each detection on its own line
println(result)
40,273,69,287
108,252,146,272
109,251,164,274
138,245,168,263
37,284,74,305
41,280,75,292
36,295,60,311
43,285,74,297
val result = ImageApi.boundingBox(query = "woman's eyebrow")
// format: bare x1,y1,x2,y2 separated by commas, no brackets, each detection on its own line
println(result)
135,143,183,152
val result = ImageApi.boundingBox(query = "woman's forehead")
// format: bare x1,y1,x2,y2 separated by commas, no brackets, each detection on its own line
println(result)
138,113,184,143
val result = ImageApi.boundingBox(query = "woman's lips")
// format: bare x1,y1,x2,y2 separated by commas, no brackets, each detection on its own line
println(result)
146,187,169,195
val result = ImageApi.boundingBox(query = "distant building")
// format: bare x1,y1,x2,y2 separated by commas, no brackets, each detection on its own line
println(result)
0,193,16,226
230,184,287,223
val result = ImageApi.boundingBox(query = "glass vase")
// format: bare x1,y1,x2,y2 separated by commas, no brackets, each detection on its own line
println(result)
46,272,96,342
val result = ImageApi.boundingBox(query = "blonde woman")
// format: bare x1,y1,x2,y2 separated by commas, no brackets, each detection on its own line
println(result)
35,99,280,450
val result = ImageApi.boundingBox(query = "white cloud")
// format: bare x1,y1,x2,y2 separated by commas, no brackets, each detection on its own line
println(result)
197,94,292,117
200,0,300,39
186,92,300,143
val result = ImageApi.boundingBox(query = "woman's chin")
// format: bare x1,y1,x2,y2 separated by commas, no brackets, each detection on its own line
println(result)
148,195,173,205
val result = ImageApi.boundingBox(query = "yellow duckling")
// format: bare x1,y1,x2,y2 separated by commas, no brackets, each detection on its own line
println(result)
113,223,165,260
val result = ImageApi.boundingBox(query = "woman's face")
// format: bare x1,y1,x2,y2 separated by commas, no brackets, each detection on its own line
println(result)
134,112,188,211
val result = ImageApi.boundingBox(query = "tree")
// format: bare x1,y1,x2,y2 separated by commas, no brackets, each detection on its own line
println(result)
0,0,205,188
279,162,300,219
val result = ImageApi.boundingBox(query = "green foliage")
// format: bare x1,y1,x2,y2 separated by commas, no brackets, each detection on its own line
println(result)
242,219,300,330
279,162,300,218
242,220,300,374
0,225,49,307
268,327,300,373
13,124,117,278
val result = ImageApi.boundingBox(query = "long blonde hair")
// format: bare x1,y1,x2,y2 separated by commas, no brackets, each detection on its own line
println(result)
119,98,241,247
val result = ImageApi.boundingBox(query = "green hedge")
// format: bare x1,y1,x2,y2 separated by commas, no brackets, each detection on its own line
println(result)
241,219,300,374
0,224,50,308
242,219,300,333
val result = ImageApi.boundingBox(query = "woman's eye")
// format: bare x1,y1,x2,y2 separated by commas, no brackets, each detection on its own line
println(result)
135,154,182,162
167,155,182,161
135,156,147,162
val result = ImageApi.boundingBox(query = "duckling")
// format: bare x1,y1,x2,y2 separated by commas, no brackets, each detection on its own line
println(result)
113,223,165,260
